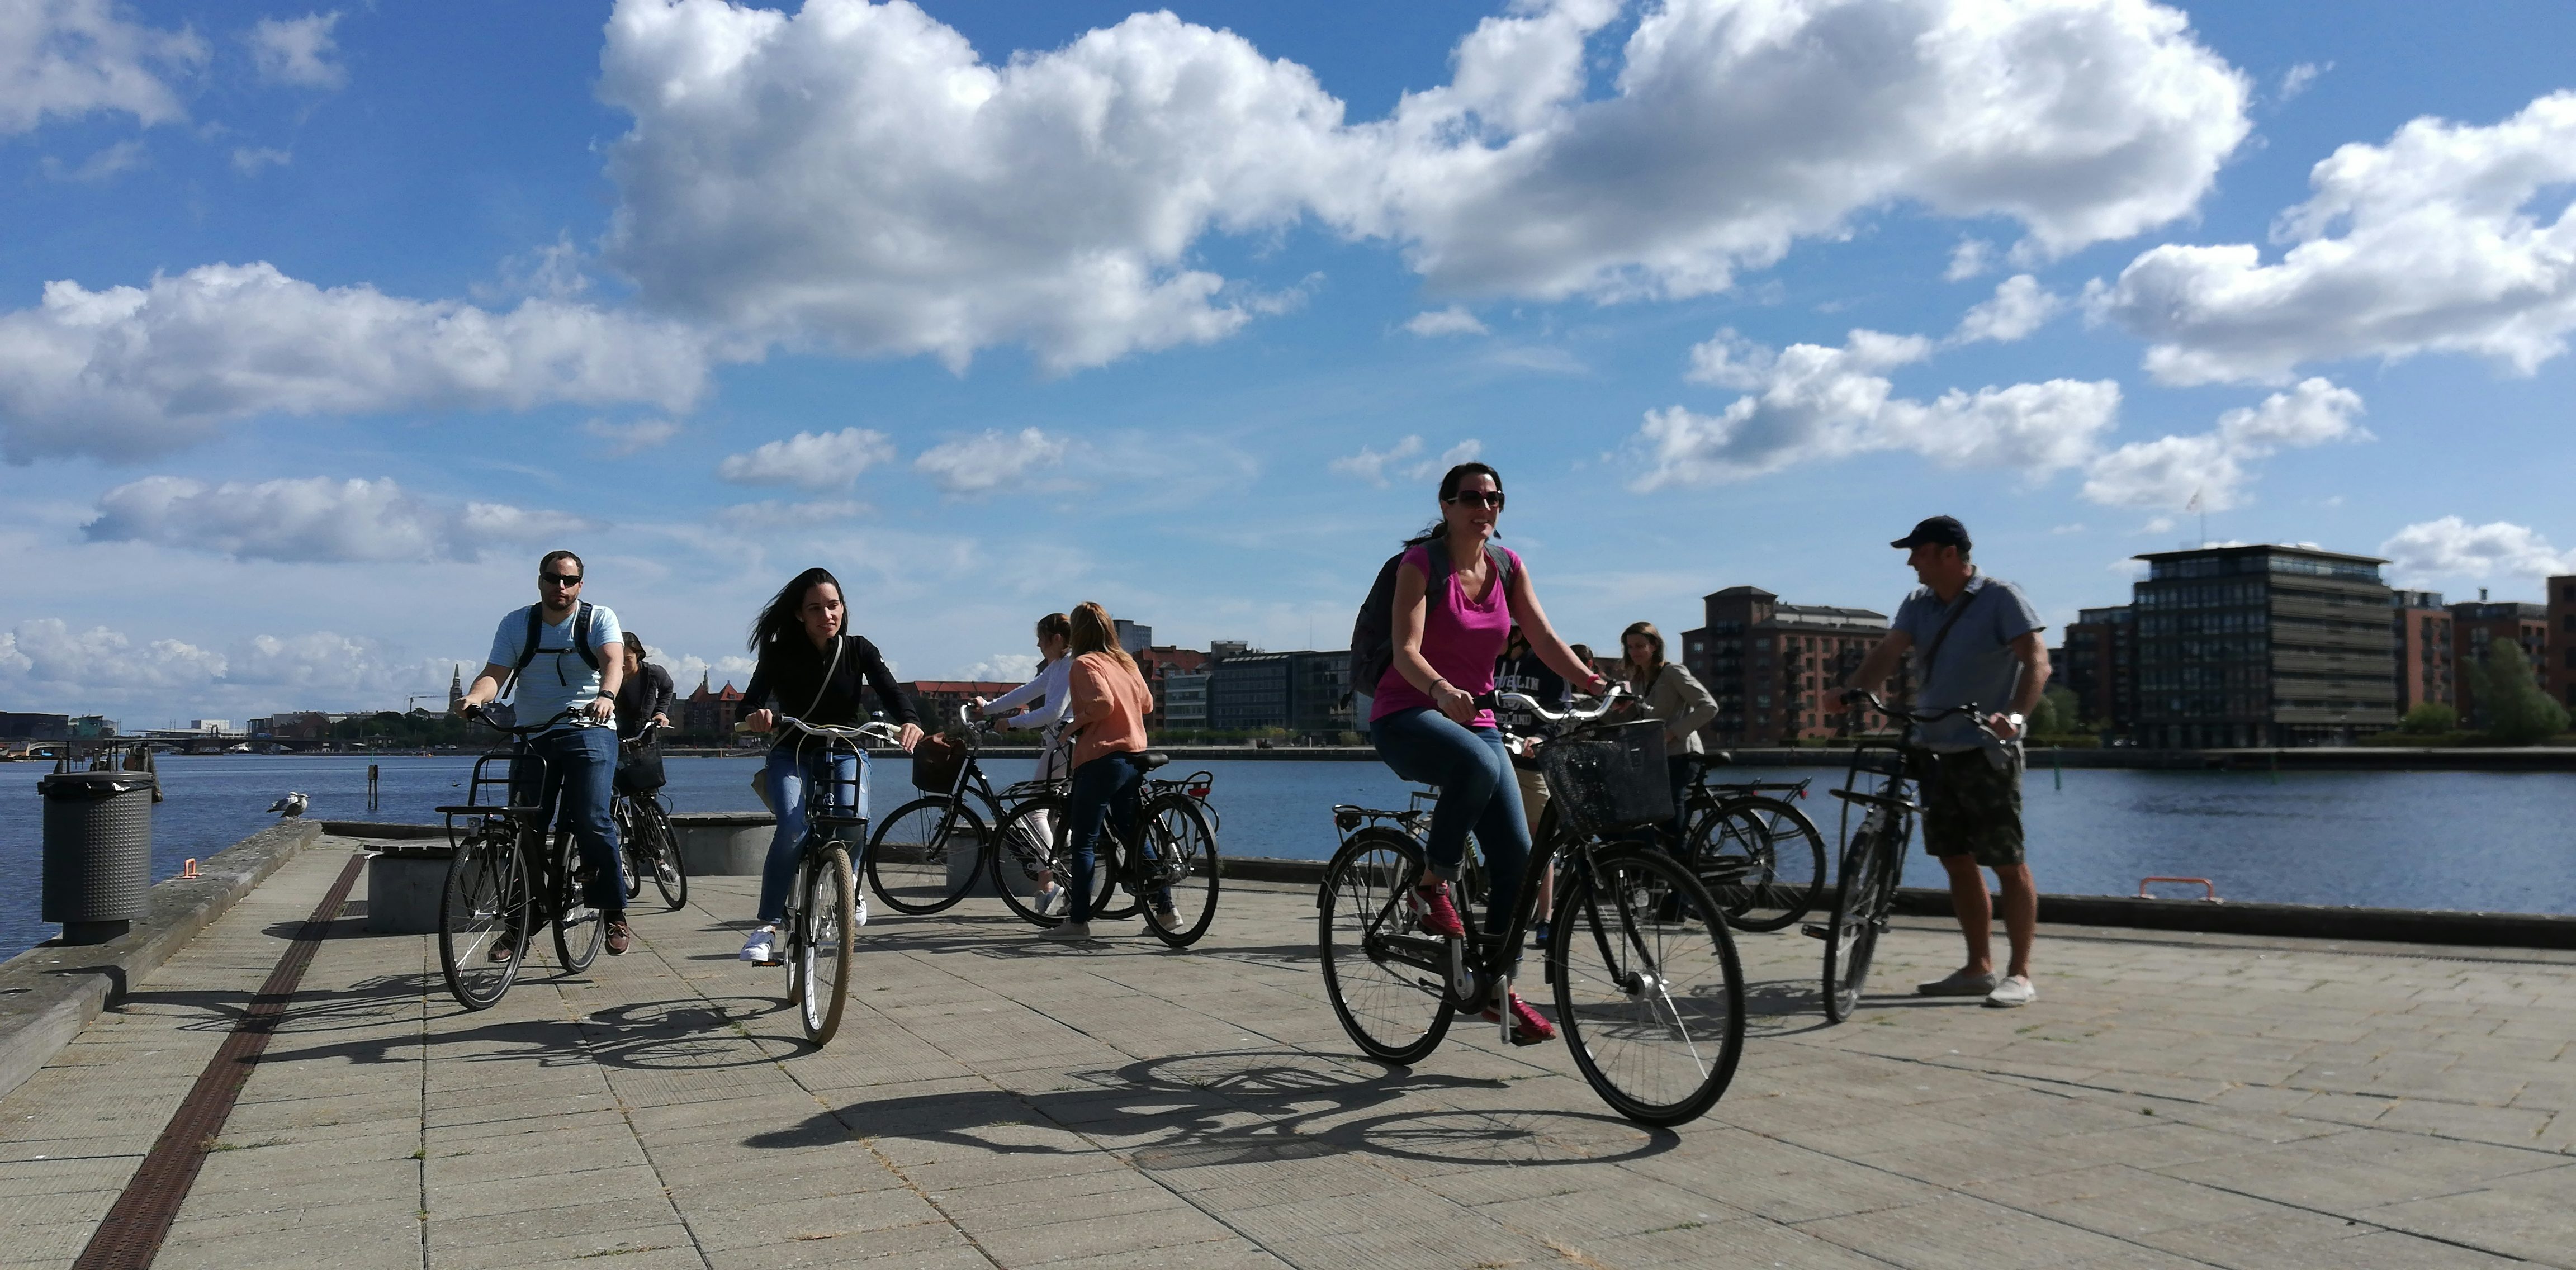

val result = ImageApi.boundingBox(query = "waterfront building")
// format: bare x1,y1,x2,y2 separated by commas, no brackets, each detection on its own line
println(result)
448,664,466,714
1113,620,1153,656
679,675,743,740
2060,606,2136,736
1209,639,1251,662
901,681,1022,730
2131,544,2395,748
1159,670,1210,730
2553,575,2576,710
1135,645,1209,727
2389,590,2454,717
1680,586,1898,746
2447,594,2549,728
1207,649,1351,738
0,712,69,741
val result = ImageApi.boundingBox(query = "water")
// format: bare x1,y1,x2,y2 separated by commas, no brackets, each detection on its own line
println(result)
5,754,2574,958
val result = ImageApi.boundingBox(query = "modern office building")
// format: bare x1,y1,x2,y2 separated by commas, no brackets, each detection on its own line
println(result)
2551,575,2576,710
1159,671,1210,729
0,712,69,740
2059,606,2135,735
2447,595,2550,727
2130,544,2396,748
1113,620,1153,656
1680,586,1898,745
1206,649,1351,737
2389,590,2453,717
1135,645,1209,728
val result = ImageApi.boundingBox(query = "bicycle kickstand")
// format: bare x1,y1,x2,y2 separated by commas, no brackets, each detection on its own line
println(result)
1497,969,1515,1045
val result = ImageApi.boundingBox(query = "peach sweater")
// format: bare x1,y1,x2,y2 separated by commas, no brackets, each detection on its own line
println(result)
1066,652,1152,770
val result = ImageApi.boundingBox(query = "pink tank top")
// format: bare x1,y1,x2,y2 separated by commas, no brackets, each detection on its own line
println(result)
1370,543,1519,728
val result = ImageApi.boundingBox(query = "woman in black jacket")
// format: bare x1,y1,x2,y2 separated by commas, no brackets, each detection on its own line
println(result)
733,567,922,963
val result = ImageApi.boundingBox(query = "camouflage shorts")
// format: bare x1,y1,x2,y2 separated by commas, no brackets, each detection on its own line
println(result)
1910,748,2024,868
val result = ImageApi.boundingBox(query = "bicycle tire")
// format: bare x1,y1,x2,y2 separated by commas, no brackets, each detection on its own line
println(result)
1821,830,1890,1023
866,796,986,916
989,795,1110,926
1318,828,1454,1065
617,801,646,904
799,845,857,1046
639,799,688,911
1140,794,1220,949
438,828,528,1011
552,833,604,974
1093,817,1142,922
1549,845,1745,1126
1693,797,1825,932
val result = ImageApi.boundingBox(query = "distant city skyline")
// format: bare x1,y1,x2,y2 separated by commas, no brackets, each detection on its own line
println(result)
6,1,2575,721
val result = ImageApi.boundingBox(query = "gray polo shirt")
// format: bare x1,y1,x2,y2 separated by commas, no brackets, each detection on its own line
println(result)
1891,573,2043,752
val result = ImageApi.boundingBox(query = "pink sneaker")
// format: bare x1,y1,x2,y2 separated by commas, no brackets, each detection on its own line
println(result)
1413,885,1465,939
1483,992,1556,1046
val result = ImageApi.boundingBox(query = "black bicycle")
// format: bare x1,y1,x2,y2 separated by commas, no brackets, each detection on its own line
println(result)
865,703,1059,916
614,720,688,912
1318,688,1745,1126
753,715,904,1046
435,708,612,1011
1808,691,2000,1023
1678,757,1827,932
990,752,1223,946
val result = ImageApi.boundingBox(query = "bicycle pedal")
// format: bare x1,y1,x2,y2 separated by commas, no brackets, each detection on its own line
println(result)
1800,923,1831,940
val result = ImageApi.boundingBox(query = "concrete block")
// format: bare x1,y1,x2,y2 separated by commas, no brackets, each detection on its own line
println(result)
363,845,449,935
671,812,773,876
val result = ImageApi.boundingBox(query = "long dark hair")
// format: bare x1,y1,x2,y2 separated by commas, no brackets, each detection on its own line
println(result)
1406,461,1503,546
748,567,844,654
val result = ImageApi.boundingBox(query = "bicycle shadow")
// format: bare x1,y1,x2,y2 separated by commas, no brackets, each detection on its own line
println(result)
746,1048,1678,1170
250,993,793,1072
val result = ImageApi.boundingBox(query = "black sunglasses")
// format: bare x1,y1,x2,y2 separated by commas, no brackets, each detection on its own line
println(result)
540,573,584,587
1446,490,1505,510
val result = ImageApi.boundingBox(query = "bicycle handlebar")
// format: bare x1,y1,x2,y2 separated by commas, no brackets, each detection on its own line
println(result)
755,715,909,747
1840,689,2002,740
1493,683,1634,726
461,703,582,735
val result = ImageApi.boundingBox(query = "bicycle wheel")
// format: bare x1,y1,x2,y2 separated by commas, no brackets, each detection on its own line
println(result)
552,833,603,974
990,795,1110,926
1093,821,1142,923
616,802,646,904
866,796,984,915
799,844,858,1046
1319,828,1454,1065
1821,831,1888,1024
1140,794,1220,949
1550,846,1745,1126
1721,797,1826,931
638,799,688,911
438,828,528,1010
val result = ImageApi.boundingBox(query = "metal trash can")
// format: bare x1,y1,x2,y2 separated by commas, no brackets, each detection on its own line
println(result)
40,770,155,945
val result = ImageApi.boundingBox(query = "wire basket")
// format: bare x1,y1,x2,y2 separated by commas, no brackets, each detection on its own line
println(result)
1539,720,1673,835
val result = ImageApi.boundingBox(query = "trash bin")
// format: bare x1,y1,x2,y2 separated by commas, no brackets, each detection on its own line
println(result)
40,770,155,945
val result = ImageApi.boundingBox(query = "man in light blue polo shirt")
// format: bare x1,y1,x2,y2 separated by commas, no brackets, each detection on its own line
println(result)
454,549,632,957
1846,516,2051,1008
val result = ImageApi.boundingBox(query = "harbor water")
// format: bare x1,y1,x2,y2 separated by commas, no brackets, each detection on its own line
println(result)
5,752,2574,958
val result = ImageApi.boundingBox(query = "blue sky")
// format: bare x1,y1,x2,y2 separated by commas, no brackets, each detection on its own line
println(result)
3,0,2573,724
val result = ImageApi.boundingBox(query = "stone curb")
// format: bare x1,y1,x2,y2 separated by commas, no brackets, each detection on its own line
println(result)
0,819,324,1101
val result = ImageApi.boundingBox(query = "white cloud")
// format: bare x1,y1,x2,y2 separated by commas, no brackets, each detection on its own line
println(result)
659,651,758,693
0,617,465,716
956,652,1039,684
1950,274,2063,344
1329,435,1484,487
39,136,144,182
1636,328,2119,488
1944,239,1995,282
0,0,205,135
229,145,289,174
0,262,719,463
582,416,680,456
80,475,591,563
246,11,343,89
716,427,896,490
2379,517,2576,584
2092,91,2576,385
2277,61,2328,103
595,0,2248,372
1404,306,1488,337
2080,377,2365,510
913,427,1071,496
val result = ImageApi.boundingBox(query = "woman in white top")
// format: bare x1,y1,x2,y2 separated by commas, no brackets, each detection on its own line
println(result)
976,613,1074,913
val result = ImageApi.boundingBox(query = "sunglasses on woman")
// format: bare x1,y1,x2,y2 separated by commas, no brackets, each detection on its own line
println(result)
1446,490,1505,510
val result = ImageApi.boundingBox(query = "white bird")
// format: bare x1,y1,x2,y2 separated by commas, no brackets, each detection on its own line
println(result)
267,792,309,818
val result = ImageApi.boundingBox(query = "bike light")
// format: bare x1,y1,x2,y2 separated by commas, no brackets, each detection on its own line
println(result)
1334,808,1361,831
1187,784,1210,799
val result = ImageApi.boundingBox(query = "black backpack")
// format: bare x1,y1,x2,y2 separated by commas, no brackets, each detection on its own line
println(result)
506,601,600,696
1348,539,1513,706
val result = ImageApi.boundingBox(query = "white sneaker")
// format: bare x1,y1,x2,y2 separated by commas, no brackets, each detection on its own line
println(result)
1039,920,1092,941
1984,975,2037,1008
1918,969,2000,997
854,895,868,928
1032,885,1062,916
738,927,778,963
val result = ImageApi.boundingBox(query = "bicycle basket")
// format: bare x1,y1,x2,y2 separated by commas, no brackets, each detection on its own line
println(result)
1538,720,1673,835
910,733,967,792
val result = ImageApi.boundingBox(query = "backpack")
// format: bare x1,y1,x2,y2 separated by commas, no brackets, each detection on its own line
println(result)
1347,539,1514,709
505,601,599,696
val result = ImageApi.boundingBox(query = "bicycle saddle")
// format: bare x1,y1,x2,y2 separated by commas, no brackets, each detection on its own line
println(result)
1135,751,1171,771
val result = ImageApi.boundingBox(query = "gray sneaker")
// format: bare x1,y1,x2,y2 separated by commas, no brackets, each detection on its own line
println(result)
1984,976,2038,1008
1917,969,2000,997
1039,920,1092,942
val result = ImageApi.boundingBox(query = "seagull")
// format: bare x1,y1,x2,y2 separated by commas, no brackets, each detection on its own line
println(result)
266,792,309,818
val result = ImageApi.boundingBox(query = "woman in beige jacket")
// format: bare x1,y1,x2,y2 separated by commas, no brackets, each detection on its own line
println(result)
1620,621,1718,845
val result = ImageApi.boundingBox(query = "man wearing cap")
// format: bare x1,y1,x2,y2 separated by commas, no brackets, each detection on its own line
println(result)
1845,516,2049,1008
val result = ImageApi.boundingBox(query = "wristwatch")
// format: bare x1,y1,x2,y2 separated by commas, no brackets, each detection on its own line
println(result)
2005,712,2025,732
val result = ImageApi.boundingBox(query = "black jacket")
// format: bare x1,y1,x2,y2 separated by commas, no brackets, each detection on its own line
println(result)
741,633,918,728
616,662,675,737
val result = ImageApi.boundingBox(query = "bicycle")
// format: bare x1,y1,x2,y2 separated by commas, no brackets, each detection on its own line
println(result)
864,703,1059,916
1676,756,1827,932
1807,691,2000,1023
435,707,613,1011
749,715,905,1046
1318,689,1746,1126
614,720,688,912
989,752,1223,947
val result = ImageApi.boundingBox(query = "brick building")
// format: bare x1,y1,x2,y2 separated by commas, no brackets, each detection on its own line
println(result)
2389,590,2453,718
2553,575,2576,710
679,676,744,740
2131,544,2395,748
2447,596,2549,728
2059,606,2135,736
1679,586,1898,745
902,681,1024,731
1135,645,1209,728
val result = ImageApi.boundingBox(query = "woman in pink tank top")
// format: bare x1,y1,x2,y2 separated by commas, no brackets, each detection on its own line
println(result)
1368,462,1608,1044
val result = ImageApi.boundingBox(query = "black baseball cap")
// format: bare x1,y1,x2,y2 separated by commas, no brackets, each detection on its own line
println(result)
1891,516,1971,551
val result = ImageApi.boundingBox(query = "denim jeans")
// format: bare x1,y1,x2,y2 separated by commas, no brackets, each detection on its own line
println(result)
508,724,627,915
1066,751,1143,925
758,742,868,924
1368,707,1528,938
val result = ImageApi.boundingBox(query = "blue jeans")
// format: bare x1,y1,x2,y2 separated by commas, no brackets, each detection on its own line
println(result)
508,725,626,915
1369,708,1528,938
759,742,868,924
1067,751,1143,925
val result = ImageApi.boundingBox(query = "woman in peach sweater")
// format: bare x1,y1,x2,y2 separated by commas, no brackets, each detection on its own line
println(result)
1043,601,1157,941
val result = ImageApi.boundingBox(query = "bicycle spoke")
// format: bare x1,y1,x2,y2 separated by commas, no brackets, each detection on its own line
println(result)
1552,849,1743,1125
